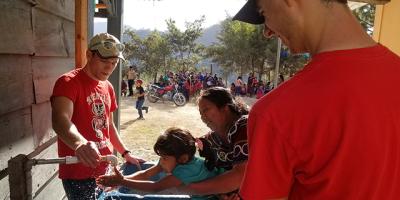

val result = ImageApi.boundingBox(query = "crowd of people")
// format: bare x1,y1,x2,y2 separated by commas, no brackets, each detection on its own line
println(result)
155,71,225,100
230,73,272,99
122,68,281,102
50,0,400,199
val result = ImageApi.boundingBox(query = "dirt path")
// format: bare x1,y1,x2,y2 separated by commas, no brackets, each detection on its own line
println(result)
119,95,256,162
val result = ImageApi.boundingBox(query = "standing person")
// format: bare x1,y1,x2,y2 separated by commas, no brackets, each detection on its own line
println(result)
127,66,137,96
247,73,255,97
134,79,148,120
51,33,144,200
234,76,243,96
180,87,249,199
97,127,222,200
233,0,400,199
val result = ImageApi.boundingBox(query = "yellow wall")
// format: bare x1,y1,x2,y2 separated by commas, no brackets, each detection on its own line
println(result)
373,0,400,55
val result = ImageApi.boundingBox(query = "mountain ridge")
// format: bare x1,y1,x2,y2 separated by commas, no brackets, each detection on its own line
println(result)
94,22,221,46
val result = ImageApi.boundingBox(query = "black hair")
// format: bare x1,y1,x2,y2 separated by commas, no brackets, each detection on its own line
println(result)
199,87,249,116
153,127,196,163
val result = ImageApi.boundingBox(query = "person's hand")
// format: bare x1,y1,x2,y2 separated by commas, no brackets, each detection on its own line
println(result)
195,138,204,150
124,153,145,170
75,141,100,168
103,186,118,192
96,166,124,187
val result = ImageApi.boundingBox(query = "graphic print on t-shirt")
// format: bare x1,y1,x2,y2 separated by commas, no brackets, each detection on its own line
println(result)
87,92,110,140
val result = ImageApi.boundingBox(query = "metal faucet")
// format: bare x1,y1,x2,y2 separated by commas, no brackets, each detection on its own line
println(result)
29,155,119,166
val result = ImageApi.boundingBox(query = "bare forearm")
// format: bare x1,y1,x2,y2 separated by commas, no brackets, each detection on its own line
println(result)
126,165,161,180
121,173,181,193
187,162,246,195
52,112,87,150
120,179,162,192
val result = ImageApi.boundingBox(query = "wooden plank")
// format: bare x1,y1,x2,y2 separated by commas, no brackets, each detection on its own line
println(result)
0,107,34,170
32,8,75,57
32,57,74,104
32,102,56,147
64,18,76,57
33,172,65,200
8,154,32,200
0,176,10,200
30,143,65,200
75,0,88,68
0,55,34,116
35,0,75,21
0,0,34,54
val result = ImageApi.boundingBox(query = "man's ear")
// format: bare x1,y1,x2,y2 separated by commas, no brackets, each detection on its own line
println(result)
178,154,189,164
86,50,92,60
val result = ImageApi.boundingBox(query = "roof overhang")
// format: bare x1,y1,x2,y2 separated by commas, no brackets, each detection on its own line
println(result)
349,0,390,5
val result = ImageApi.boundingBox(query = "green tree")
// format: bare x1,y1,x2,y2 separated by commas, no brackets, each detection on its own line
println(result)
123,28,173,82
165,16,205,72
206,19,277,81
353,4,375,34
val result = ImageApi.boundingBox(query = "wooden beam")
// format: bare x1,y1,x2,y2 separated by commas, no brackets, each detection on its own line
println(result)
350,0,390,4
96,3,107,9
75,0,88,68
373,0,400,55
8,155,32,200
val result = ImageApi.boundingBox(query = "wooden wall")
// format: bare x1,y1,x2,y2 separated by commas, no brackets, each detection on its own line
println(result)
0,0,75,199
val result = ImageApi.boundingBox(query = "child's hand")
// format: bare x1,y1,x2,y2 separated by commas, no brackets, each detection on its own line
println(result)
195,138,203,150
104,186,118,192
96,166,124,187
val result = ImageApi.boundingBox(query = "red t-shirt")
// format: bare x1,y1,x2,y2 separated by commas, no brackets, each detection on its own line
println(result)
240,44,400,199
52,68,117,179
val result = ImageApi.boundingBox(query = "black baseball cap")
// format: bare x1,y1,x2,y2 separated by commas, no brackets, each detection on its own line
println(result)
232,0,265,25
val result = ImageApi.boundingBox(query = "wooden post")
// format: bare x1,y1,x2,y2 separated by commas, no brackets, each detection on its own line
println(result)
75,0,88,68
8,154,32,200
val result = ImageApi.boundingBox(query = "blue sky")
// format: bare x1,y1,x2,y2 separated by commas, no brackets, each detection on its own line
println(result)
95,0,246,31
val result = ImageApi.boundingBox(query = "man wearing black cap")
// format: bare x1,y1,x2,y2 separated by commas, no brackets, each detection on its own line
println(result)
51,33,144,199
234,0,400,199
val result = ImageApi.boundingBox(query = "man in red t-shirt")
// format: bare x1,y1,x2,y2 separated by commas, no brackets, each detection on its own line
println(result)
51,33,144,199
233,0,400,199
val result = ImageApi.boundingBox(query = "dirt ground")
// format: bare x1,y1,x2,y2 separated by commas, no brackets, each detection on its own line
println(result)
119,95,256,162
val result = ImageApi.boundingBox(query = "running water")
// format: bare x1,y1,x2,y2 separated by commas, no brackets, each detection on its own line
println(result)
95,163,121,200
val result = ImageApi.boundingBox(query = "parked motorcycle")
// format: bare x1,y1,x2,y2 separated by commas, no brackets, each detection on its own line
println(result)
147,84,187,106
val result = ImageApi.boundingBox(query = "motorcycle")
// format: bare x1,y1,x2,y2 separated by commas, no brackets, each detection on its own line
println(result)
147,84,187,106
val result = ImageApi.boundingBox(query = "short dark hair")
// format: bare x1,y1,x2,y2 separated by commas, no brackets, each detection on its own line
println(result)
154,127,196,163
199,87,249,116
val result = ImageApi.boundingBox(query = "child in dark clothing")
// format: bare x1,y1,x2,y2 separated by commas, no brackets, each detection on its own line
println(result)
135,79,149,120
121,80,127,96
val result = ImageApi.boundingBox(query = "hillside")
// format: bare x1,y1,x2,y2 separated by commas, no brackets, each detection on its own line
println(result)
94,22,221,46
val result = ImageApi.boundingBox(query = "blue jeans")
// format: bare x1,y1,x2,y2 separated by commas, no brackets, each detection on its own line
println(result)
136,99,145,117
62,178,103,200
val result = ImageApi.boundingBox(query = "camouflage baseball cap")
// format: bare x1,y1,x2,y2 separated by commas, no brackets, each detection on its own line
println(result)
88,33,125,60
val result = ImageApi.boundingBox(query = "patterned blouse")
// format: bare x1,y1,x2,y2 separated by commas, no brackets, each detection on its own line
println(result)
199,115,249,170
